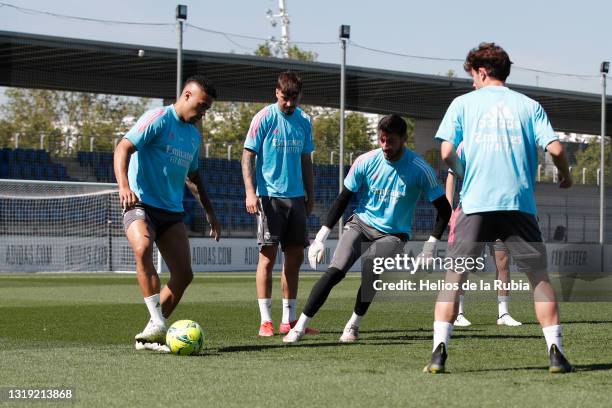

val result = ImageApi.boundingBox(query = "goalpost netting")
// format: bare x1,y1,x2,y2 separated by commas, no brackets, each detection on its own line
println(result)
0,179,159,273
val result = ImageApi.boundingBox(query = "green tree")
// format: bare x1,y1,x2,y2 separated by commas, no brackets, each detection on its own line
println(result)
254,42,273,57
572,139,610,184
312,110,374,165
0,88,149,155
287,45,317,62
254,42,317,62
404,116,415,150
201,101,265,160
60,92,149,153
0,88,63,152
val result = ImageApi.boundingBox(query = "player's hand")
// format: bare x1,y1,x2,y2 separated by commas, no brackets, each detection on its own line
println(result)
305,197,314,215
245,192,259,214
308,226,331,270
559,174,573,189
207,214,221,241
119,186,138,210
415,238,437,272
308,240,325,270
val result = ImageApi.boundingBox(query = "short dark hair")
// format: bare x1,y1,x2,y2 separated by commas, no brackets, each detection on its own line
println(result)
184,75,217,99
378,114,407,137
463,42,512,81
276,71,302,96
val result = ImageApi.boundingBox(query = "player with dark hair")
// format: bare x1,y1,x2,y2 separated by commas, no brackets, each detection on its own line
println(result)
242,71,317,337
424,42,573,373
283,114,452,343
114,75,221,351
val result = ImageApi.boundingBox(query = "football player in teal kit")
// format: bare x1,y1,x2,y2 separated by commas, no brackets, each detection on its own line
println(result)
114,76,220,350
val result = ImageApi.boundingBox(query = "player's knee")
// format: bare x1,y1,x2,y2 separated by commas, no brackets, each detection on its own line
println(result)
323,267,346,285
285,247,304,265
259,246,278,266
132,242,153,262
169,267,193,288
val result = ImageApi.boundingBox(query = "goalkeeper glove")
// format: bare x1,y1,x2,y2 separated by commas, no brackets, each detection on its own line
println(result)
416,236,438,271
308,226,331,270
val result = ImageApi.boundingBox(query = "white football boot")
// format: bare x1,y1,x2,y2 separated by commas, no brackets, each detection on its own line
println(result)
497,313,522,326
134,319,167,350
454,313,472,327
339,324,360,343
282,328,304,344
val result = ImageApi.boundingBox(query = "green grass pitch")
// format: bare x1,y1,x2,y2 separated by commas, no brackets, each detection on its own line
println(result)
0,273,611,407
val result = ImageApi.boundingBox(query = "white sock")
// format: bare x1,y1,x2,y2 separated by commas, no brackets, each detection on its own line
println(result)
144,294,165,325
346,312,363,328
433,321,453,352
498,295,509,317
282,299,297,324
258,298,272,324
293,313,311,333
542,325,563,353
458,295,465,315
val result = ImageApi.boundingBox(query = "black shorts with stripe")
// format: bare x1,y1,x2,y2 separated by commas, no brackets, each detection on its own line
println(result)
257,196,309,251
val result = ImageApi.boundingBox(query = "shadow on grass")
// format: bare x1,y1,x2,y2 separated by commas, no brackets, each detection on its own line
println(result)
217,342,361,353
461,365,549,373
520,320,612,325
573,363,612,372
461,362,612,373
357,328,485,334
374,333,542,341
217,331,545,353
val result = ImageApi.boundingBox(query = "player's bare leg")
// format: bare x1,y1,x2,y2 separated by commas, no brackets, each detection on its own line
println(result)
425,269,468,373
279,245,318,335
156,222,193,318
434,269,469,323
453,287,471,327
279,245,300,332
526,268,571,372
126,219,159,297
126,220,166,347
527,269,559,327
495,248,521,326
256,245,277,336
281,245,302,300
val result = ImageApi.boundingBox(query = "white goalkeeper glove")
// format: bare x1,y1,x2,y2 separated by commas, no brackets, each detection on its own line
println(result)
416,236,438,271
308,226,331,270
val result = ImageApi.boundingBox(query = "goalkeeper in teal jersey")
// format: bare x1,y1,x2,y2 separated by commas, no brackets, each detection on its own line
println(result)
283,114,452,343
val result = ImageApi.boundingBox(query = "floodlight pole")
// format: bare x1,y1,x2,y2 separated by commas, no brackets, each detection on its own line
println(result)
338,25,350,238
600,61,609,245
176,5,187,100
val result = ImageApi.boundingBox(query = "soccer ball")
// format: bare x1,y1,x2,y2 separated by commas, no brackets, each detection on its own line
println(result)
166,320,204,356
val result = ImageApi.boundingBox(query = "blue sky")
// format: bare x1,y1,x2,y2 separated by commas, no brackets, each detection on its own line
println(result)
0,0,610,94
